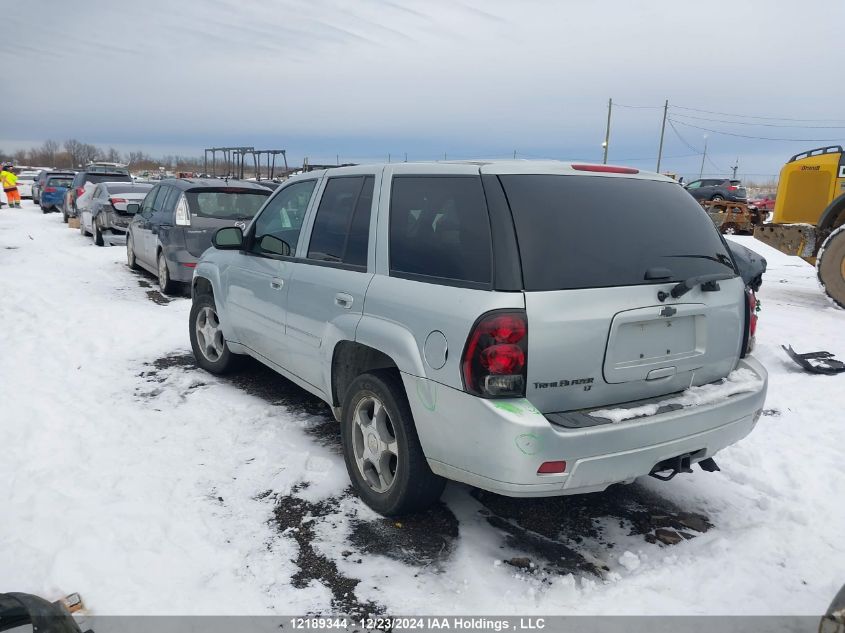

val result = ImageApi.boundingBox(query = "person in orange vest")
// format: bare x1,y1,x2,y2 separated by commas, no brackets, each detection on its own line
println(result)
1,164,20,208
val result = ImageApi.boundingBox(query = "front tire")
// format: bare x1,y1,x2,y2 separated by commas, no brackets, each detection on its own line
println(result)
189,293,239,374
340,371,445,515
711,194,725,201
157,251,177,295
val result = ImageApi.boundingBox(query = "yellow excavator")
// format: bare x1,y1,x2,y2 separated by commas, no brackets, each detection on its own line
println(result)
755,145,845,307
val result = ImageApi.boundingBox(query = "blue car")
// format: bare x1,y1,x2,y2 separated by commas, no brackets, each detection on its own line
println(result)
40,174,74,214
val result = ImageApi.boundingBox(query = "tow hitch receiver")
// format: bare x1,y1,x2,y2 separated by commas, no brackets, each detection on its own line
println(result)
649,453,695,481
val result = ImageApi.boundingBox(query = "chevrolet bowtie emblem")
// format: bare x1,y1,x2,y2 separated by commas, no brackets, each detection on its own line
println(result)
659,306,677,317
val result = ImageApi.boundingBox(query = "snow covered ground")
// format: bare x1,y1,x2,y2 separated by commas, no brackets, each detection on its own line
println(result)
1,200,843,616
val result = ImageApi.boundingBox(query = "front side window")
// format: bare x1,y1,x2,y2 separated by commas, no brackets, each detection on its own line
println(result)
250,180,316,256
389,176,492,284
140,186,160,215
307,176,374,266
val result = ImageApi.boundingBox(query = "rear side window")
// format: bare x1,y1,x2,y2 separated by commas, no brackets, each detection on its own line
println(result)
185,189,269,219
389,176,491,285
307,176,374,266
499,175,735,291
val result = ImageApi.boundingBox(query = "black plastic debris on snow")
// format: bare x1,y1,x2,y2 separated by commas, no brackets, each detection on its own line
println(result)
473,482,712,577
272,484,382,618
348,502,459,569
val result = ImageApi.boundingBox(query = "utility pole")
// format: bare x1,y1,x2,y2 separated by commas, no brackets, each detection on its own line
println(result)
731,158,739,179
603,98,612,164
656,99,669,173
404,152,408,162
513,150,517,159
699,136,708,178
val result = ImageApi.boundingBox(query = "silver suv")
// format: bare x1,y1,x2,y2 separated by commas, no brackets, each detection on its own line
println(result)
190,161,768,515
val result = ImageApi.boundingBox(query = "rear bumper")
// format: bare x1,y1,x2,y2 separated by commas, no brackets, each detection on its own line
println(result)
406,356,767,497
164,247,198,282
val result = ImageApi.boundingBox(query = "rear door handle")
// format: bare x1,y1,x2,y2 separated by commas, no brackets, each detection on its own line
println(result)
270,278,284,290
335,293,353,309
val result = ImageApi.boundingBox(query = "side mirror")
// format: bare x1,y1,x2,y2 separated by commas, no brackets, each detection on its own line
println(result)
126,203,140,214
213,226,244,250
258,234,291,256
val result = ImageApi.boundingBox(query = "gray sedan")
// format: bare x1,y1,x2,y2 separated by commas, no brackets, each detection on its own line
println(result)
80,182,154,246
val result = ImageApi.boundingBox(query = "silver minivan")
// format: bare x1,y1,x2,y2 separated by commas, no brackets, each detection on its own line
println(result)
190,161,768,515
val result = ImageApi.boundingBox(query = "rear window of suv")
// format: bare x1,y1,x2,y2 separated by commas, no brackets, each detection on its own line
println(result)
499,175,736,291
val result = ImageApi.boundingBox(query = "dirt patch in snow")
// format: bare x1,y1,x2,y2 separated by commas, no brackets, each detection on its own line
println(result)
145,289,172,305
273,484,382,617
474,483,712,576
349,502,460,568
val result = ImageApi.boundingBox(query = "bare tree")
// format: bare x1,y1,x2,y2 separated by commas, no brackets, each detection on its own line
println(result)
42,139,59,166
64,139,84,167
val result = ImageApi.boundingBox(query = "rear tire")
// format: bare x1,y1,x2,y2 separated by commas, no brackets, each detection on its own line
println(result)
817,227,845,309
157,251,178,295
189,293,240,374
93,220,104,246
62,207,68,223
340,370,446,516
711,195,725,201
127,234,140,270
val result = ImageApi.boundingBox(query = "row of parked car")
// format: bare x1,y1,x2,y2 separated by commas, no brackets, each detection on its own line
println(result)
39,159,769,516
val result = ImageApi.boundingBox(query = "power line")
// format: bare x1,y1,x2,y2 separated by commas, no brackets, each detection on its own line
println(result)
671,104,845,123
669,118,845,143
671,112,845,129
613,102,664,110
667,119,703,154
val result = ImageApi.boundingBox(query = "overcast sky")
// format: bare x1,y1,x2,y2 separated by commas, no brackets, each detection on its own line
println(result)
6,0,845,179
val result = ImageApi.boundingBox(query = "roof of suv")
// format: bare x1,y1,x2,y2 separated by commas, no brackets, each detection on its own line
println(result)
159,177,274,192
295,160,676,183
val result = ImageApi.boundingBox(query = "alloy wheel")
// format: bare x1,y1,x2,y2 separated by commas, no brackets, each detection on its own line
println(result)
195,306,225,362
351,395,398,493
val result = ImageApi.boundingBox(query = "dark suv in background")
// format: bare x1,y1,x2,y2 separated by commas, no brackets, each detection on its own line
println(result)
126,178,271,294
684,178,747,202
62,164,133,223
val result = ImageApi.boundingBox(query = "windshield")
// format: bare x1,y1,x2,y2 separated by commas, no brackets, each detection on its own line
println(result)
499,175,736,291
185,189,269,219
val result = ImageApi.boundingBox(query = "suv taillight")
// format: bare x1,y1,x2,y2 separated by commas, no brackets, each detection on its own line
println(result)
727,185,738,191
742,288,758,356
461,310,528,397
44,186,56,193
75,187,85,198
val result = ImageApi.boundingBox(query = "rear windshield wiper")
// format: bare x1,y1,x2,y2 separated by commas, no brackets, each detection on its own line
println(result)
666,254,736,270
658,272,736,302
